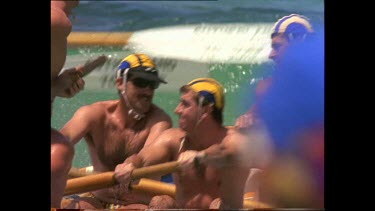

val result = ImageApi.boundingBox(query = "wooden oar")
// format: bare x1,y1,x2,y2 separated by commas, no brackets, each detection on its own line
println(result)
131,178,271,209
64,171,115,196
65,164,271,208
131,178,176,197
243,200,272,209
68,166,95,178
68,32,133,46
61,54,107,77
58,55,107,96
64,161,179,196
76,55,107,77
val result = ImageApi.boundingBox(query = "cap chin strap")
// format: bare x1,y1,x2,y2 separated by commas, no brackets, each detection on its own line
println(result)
121,69,145,121
121,90,145,121
193,96,205,131
129,107,145,121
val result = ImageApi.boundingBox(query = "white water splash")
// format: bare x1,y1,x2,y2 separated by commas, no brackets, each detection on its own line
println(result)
128,23,273,64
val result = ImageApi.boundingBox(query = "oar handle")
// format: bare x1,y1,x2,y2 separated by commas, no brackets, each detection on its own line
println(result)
76,55,107,77
131,178,176,197
64,161,180,196
68,166,95,178
68,32,133,46
128,178,272,209
131,161,179,180
64,163,272,209
64,171,116,196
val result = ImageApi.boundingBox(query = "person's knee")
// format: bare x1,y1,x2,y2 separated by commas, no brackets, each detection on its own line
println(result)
60,195,102,209
60,197,80,209
209,198,221,209
149,195,176,209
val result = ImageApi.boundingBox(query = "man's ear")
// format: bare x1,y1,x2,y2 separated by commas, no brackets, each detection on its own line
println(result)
116,77,124,90
203,103,214,117
116,77,122,84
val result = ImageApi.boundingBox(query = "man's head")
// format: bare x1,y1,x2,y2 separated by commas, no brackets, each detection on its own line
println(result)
116,53,166,116
175,78,225,131
269,14,314,65
116,53,166,85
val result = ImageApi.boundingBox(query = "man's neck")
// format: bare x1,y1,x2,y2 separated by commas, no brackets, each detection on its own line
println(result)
115,99,142,128
189,121,226,150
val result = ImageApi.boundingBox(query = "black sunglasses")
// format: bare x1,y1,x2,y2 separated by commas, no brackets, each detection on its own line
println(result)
130,78,160,89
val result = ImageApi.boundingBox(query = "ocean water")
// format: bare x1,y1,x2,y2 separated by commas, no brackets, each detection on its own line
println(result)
51,0,324,168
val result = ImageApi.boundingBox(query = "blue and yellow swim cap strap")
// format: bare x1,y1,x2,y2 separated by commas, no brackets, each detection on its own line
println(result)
186,78,224,110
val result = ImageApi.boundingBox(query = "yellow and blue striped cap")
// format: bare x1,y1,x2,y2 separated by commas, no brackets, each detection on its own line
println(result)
272,14,314,37
116,53,166,83
186,78,224,110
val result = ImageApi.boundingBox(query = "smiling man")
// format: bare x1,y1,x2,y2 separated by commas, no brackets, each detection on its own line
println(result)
114,78,271,209
60,53,172,209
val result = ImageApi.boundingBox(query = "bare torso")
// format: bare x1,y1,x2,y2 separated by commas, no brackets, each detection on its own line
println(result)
86,115,151,171
172,128,254,209
174,163,221,208
167,131,221,208
66,100,169,205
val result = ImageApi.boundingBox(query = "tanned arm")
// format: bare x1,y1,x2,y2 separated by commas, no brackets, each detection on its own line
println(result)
60,105,95,145
114,129,178,186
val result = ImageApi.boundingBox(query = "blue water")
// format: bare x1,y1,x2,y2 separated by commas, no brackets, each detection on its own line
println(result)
73,0,324,31
52,0,324,168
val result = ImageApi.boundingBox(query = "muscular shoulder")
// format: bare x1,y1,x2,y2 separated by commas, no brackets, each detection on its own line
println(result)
51,129,74,157
225,127,249,143
51,0,79,15
226,127,273,168
51,6,72,37
155,128,185,146
74,100,116,120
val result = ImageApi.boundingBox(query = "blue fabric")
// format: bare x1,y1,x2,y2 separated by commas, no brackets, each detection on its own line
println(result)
258,29,324,153
161,173,174,184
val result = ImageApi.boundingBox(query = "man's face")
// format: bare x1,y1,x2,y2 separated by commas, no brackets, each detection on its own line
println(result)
125,77,157,113
174,90,200,132
268,34,289,66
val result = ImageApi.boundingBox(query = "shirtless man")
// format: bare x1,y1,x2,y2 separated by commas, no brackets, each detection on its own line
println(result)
51,0,82,208
60,53,172,209
235,14,314,129
233,15,315,204
257,30,324,208
114,78,271,209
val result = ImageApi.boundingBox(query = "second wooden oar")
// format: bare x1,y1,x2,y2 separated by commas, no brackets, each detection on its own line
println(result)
131,178,271,209
68,166,95,178
64,161,179,196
